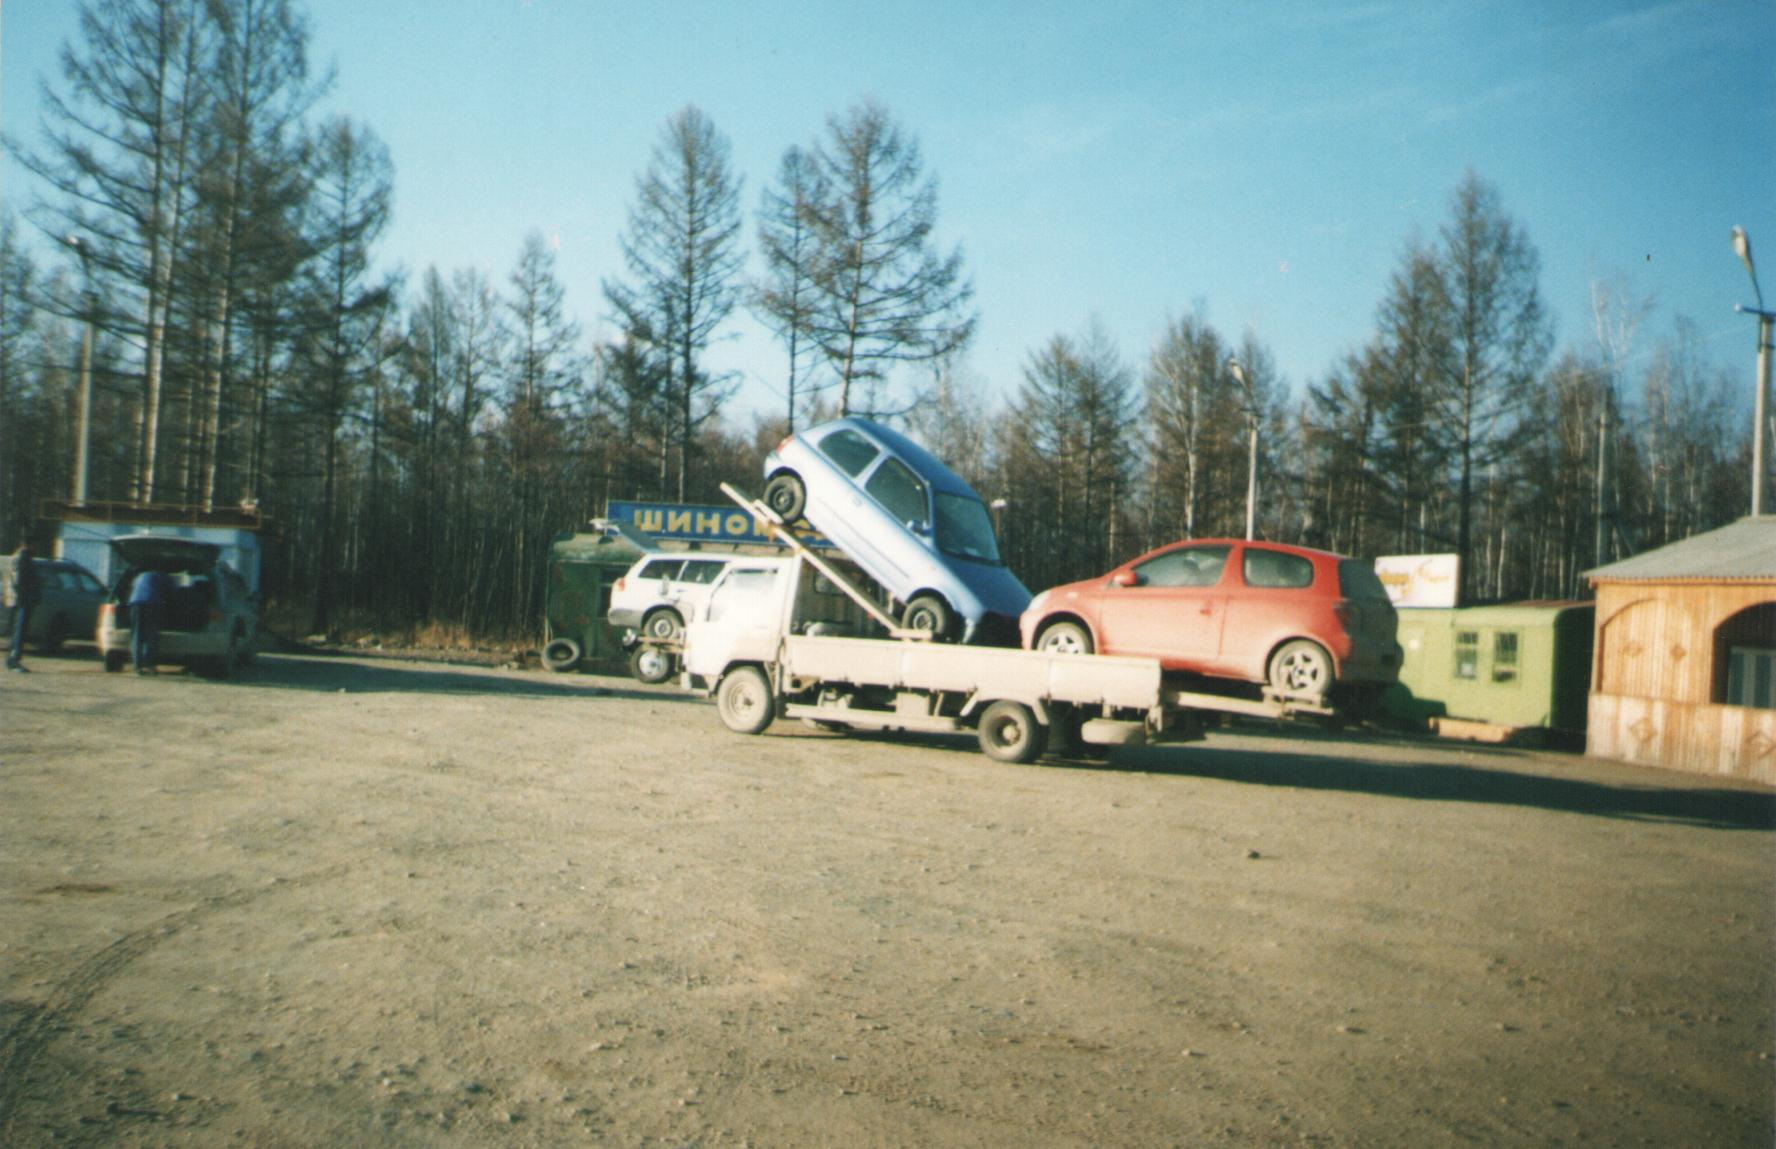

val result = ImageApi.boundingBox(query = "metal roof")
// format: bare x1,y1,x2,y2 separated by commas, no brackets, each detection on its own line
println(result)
1586,516,1776,582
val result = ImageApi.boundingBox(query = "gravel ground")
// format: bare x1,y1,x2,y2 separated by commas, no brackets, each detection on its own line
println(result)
2,649,1772,1147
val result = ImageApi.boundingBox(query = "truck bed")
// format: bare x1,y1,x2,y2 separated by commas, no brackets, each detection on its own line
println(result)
782,634,1163,711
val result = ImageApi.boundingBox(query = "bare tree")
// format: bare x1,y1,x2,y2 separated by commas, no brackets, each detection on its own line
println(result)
297,115,393,635
803,99,975,415
604,105,743,500
1431,171,1552,602
189,0,325,509
754,145,822,431
13,0,214,503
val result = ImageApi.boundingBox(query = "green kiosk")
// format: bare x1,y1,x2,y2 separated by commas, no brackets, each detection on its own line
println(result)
541,521,655,672
1387,602,1595,742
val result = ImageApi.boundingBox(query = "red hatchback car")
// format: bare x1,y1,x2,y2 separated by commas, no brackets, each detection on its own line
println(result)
1020,539,1401,707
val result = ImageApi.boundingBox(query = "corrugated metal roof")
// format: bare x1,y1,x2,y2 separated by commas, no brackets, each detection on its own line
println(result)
1586,516,1776,582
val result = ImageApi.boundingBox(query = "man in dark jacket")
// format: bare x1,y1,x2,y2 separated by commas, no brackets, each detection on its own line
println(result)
128,567,171,675
6,540,41,672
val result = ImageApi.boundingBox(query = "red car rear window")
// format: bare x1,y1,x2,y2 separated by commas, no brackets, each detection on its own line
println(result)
1338,560,1391,601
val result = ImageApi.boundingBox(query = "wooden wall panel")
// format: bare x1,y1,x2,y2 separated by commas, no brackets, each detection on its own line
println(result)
1588,692,1776,786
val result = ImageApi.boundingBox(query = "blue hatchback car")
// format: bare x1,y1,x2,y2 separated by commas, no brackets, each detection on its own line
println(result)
762,417,1031,644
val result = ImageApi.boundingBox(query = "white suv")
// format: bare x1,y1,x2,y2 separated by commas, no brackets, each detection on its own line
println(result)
97,535,258,676
607,554,735,643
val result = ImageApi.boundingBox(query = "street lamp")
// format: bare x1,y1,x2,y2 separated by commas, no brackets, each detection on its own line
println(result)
63,234,96,506
1228,357,1258,540
1733,226,1774,517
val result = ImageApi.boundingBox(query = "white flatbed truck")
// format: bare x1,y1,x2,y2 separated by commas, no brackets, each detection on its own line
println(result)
682,487,1328,763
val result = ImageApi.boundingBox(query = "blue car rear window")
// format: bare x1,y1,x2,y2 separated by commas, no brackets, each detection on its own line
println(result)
817,429,881,477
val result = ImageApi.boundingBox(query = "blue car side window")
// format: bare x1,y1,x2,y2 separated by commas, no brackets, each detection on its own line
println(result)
864,457,929,528
817,429,881,477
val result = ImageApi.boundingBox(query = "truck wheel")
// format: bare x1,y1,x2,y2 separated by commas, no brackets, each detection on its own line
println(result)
1036,620,1093,655
978,699,1046,764
542,637,582,673
643,609,683,642
763,473,806,524
1268,639,1333,703
628,644,675,685
903,594,953,641
717,666,776,735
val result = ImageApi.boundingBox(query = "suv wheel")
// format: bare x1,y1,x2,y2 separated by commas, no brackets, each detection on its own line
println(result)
643,610,683,642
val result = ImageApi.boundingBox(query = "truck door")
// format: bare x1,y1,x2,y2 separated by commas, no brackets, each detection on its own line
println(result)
683,564,787,679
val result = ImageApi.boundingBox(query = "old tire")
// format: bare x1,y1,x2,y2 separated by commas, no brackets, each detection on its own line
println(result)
1036,620,1093,656
1268,639,1333,702
643,609,683,642
977,699,1046,764
763,472,807,524
902,594,954,641
542,637,581,672
104,650,127,673
628,644,675,685
716,666,776,735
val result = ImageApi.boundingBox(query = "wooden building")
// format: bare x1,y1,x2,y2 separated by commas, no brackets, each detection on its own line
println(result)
1586,516,1776,784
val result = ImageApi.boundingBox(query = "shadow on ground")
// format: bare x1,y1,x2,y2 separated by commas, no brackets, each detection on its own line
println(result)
221,651,700,705
830,724,1776,832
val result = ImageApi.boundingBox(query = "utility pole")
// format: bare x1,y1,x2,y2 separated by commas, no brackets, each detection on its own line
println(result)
1228,357,1258,540
64,235,96,506
1733,227,1774,516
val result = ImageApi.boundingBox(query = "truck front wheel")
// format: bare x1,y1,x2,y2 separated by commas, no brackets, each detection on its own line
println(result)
977,700,1046,764
717,666,776,735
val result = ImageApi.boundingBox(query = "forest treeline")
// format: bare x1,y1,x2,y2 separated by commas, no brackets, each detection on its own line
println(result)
0,0,1751,643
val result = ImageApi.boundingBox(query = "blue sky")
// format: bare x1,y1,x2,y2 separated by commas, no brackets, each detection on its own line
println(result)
4,1,1773,425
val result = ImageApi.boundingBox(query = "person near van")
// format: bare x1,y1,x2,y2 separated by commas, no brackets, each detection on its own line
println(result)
128,568,171,675
6,540,40,672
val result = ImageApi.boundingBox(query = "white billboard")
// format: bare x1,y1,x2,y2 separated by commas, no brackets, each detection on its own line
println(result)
1374,553,1460,608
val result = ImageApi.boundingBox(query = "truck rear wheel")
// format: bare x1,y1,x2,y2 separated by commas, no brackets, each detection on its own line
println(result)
717,666,776,735
977,700,1046,764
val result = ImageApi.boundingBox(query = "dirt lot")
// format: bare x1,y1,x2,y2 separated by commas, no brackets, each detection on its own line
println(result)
1,650,1772,1147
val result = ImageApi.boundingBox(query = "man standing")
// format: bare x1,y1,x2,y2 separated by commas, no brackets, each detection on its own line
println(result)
128,567,170,675
6,540,41,673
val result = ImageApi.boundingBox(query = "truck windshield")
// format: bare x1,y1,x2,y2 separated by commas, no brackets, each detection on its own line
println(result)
934,493,1002,564
706,568,780,622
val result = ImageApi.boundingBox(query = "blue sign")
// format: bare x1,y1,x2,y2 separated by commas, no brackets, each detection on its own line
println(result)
607,501,830,548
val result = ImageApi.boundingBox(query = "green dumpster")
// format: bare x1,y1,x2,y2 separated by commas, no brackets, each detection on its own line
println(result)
542,521,653,672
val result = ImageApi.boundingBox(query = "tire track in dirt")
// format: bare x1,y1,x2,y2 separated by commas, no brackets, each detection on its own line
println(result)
0,866,349,1141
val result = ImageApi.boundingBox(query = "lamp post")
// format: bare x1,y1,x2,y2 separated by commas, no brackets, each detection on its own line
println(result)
1228,357,1258,540
1733,228,1774,517
63,234,96,506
